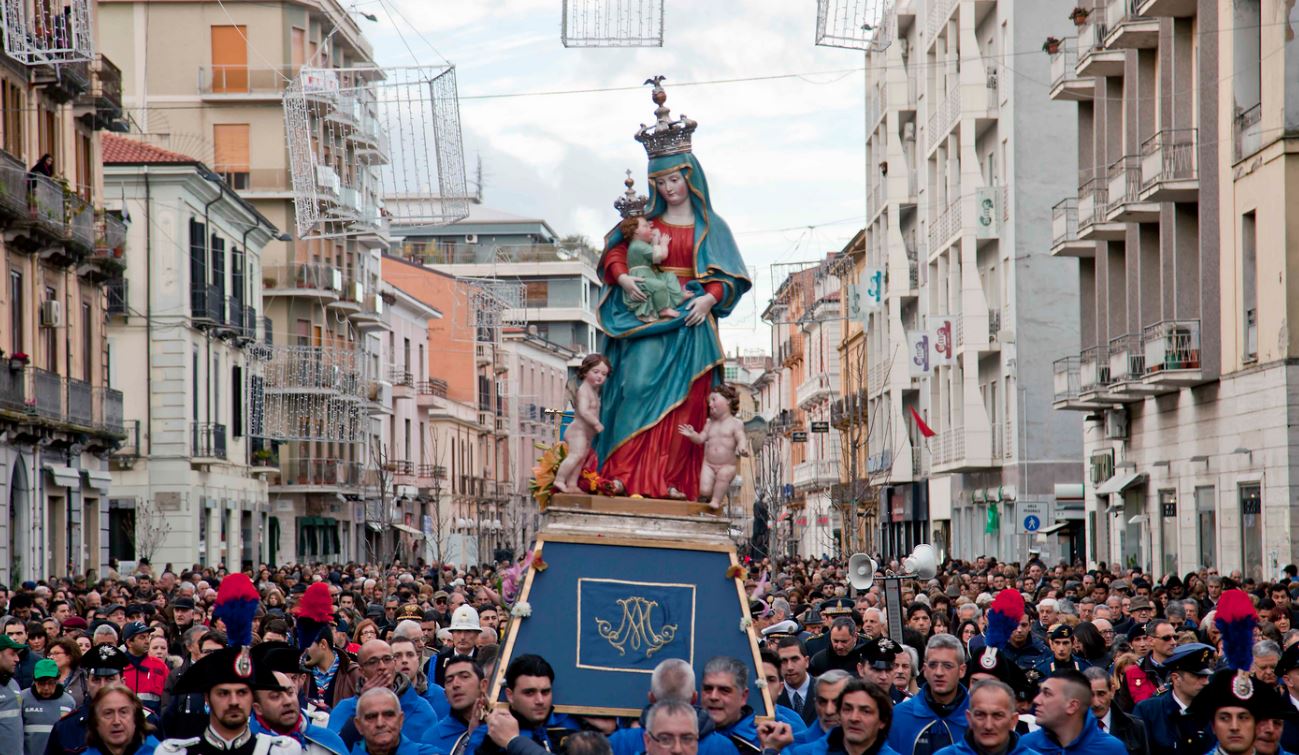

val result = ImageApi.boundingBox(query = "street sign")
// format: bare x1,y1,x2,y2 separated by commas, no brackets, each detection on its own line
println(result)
811,421,829,434
791,431,808,443
1018,501,1046,534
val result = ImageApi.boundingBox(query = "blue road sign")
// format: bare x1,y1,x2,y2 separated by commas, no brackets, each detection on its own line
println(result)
1024,515,1041,532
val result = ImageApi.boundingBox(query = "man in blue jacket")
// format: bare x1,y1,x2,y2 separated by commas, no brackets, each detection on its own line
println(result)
349,687,439,755
783,678,899,755
885,634,970,755
934,680,1038,755
328,640,439,749
1131,643,1214,755
791,671,852,747
1021,671,1125,755
702,656,805,754
473,654,580,755
425,655,486,755
608,658,739,755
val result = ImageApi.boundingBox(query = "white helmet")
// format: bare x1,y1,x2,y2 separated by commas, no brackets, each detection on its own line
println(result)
448,605,481,631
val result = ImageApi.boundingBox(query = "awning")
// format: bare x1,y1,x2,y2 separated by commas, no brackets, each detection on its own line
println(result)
1054,483,1085,500
392,523,423,538
1038,521,1071,536
1095,471,1146,496
82,469,112,494
43,464,81,489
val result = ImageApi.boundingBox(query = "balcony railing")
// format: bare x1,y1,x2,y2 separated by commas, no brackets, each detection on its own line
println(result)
1142,319,1201,374
263,263,341,295
191,422,227,460
389,367,415,387
66,377,92,427
928,196,961,253
1078,171,1108,234
191,282,221,323
1053,356,1081,403
927,81,960,149
29,173,65,236
1234,104,1263,162
107,278,128,317
383,460,414,476
416,378,449,398
934,425,965,466
65,193,94,253
1141,128,1198,196
1108,333,1146,383
1107,155,1144,214
113,419,140,458
407,242,601,270
1048,38,1090,100
1051,198,1079,247
1080,345,1111,392
97,387,124,435
272,458,366,490
197,65,296,96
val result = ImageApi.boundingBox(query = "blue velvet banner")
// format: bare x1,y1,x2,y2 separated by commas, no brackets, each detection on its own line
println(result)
500,536,768,716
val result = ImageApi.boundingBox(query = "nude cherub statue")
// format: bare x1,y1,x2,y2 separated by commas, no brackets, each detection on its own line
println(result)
554,353,612,493
677,383,750,512
618,215,692,322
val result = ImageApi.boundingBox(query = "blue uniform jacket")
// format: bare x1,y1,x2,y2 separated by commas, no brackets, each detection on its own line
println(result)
348,735,441,755
82,736,160,755
472,711,581,755
608,704,739,755
788,726,900,755
328,683,439,749
792,724,830,747
1132,690,1213,755
1031,656,1091,678
1020,711,1127,755
716,706,805,752
934,730,1040,755
252,713,348,755
426,712,473,755
422,684,450,720
884,685,970,755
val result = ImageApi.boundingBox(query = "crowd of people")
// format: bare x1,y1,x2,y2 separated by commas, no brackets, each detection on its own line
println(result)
0,554,1294,755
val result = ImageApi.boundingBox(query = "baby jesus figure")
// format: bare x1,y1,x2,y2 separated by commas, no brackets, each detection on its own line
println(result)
677,383,749,512
619,215,692,323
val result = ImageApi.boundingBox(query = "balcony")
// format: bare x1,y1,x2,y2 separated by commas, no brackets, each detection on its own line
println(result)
1051,198,1094,257
0,367,62,424
110,420,140,468
213,167,291,195
329,277,364,313
927,196,961,257
263,263,341,301
1077,170,1125,240
190,422,227,465
390,367,415,400
416,378,448,408
62,193,95,258
237,305,258,343
1106,333,1158,400
351,292,387,329
270,458,365,493
933,425,966,468
215,297,242,337
1104,0,1159,49
22,173,68,243
1107,155,1159,222
384,460,416,486
830,391,867,429
796,372,839,409
1052,356,1088,410
190,282,221,324
96,387,124,437
76,54,127,132
1142,319,1202,389
1140,128,1198,202
107,278,128,318
197,65,295,99
926,81,960,152
1049,39,1093,101
314,164,341,202
1135,0,1196,17
793,459,839,491
1079,345,1112,398
902,240,920,294
1076,13,1125,77
0,153,26,224
81,211,127,281
778,337,803,367
65,378,92,428
33,58,91,103
1234,104,1263,163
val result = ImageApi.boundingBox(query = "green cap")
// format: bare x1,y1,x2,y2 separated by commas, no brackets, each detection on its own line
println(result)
0,635,26,652
33,658,58,680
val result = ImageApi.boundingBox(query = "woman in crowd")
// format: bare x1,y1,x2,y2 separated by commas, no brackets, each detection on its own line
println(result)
47,637,87,707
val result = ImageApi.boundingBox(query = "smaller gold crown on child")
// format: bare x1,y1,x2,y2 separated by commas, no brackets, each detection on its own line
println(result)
614,170,650,218
634,76,697,158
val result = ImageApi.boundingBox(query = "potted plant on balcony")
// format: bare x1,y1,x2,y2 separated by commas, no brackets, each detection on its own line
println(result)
1069,6,1090,25
8,352,29,371
1043,36,1063,54
252,448,276,467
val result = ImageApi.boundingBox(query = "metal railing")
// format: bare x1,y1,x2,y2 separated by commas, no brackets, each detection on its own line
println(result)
1108,333,1146,382
262,316,273,345
29,173,65,234
1107,155,1144,212
1080,345,1111,392
66,377,92,427
65,194,94,252
926,0,957,42
988,308,1002,341
928,196,961,252
190,422,228,459
1050,38,1080,90
927,81,960,149
1078,171,1109,231
383,460,414,476
190,282,221,322
107,279,128,317
94,211,127,257
0,366,26,414
1234,104,1263,162
1053,356,1081,402
1051,198,1079,247
1142,319,1201,374
389,367,415,387
416,378,449,398
197,65,296,95
0,154,26,219
114,419,140,457
1141,128,1198,188
263,263,341,293
272,458,366,489
935,425,964,465
405,242,600,270
97,387,123,435
32,368,63,420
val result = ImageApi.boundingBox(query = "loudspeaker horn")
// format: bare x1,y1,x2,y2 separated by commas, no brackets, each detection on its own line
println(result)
847,553,877,591
902,543,939,580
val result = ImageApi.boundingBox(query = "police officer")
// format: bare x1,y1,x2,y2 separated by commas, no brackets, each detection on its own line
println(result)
45,644,158,755
157,646,302,755
1033,624,1090,677
1189,668,1295,755
1131,642,1215,755
805,600,854,659
855,637,904,704
1277,642,1299,754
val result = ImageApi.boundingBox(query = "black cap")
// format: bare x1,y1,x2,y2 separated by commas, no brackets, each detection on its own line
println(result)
1126,624,1148,641
81,645,128,677
1190,669,1295,720
172,647,285,695
1164,643,1216,676
967,646,1035,701
1278,643,1299,677
172,597,195,610
1048,624,1074,641
250,641,308,675
121,622,151,642
856,637,901,671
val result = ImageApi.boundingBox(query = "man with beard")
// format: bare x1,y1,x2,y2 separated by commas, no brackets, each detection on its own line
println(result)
158,646,302,755
249,645,346,755
425,656,487,755
326,640,438,749
475,655,578,755
608,658,739,755
885,635,970,755
932,680,1034,755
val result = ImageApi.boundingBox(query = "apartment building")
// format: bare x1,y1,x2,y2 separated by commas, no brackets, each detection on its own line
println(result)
0,6,126,582
368,283,441,564
381,255,511,565
759,255,843,558
99,0,392,561
1049,0,1295,580
102,135,279,569
856,0,1083,563
393,202,601,361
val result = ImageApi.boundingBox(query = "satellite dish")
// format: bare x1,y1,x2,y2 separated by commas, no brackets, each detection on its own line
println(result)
848,553,877,591
902,543,939,580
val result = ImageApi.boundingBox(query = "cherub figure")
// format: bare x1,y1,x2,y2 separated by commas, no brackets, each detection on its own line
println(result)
619,215,692,322
554,353,612,493
677,383,749,512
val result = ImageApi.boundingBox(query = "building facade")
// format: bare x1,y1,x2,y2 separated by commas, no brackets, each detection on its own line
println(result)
0,12,126,582
857,0,1084,563
99,0,393,562
1050,0,1298,580
102,135,278,570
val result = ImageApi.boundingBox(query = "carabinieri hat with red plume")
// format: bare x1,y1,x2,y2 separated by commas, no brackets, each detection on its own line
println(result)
174,573,282,694
1190,588,1292,720
966,589,1034,700
293,582,336,652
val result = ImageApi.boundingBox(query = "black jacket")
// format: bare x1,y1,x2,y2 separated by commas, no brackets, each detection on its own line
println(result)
1106,705,1151,755
776,676,818,725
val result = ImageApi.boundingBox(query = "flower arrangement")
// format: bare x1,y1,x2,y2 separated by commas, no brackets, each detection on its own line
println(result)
739,617,753,631
510,601,532,618
528,441,568,507
1069,6,1090,25
580,469,621,497
725,564,748,580
497,548,548,605
1043,36,1063,54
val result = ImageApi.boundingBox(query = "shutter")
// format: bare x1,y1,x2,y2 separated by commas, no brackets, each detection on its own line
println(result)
212,124,250,173
210,234,226,306
210,26,248,93
231,365,243,438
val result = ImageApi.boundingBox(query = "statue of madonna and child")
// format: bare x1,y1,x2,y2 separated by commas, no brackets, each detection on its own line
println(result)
550,77,751,512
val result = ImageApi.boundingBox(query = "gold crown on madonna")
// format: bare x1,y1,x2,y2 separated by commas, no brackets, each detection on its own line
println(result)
614,170,650,218
634,76,697,158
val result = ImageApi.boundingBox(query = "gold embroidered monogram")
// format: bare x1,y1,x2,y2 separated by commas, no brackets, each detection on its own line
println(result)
594,597,679,658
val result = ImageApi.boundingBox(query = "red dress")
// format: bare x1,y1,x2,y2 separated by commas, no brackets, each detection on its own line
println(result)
596,219,724,499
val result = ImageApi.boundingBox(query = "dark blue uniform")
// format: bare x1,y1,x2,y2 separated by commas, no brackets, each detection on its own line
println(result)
1032,655,1091,677
1131,691,1212,755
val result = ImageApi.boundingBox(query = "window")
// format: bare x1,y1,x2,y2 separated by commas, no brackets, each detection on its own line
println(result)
1159,489,1178,576
1195,486,1216,569
0,79,22,156
1240,483,1263,582
525,280,549,307
1242,211,1257,361
81,300,92,382
213,124,250,189
210,26,249,93
8,271,21,353
44,286,57,372
291,27,306,71
231,366,243,438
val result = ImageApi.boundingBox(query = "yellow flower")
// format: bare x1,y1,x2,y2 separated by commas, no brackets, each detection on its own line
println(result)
725,565,748,580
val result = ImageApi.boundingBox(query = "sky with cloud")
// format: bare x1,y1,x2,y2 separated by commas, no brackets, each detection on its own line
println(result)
363,0,869,354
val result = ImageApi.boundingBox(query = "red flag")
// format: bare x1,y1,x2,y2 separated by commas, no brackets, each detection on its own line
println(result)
909,406,936,438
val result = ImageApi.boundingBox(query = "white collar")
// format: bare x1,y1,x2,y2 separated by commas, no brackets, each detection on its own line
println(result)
1171,690,1190,712
1101,710,1112,730
791,675,811,698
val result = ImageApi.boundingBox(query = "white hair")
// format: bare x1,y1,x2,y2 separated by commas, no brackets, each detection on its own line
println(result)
392,620,422,642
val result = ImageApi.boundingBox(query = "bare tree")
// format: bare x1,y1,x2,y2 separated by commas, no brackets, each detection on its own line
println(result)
423,424,449,565
752,420,789,560
134,497,174,566
368,436,396,564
